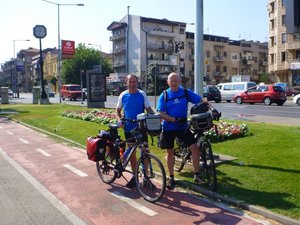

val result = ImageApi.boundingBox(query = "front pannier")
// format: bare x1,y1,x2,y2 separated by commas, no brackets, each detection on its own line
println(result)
190,112,213,132
137,113,161,136
86,137,106,162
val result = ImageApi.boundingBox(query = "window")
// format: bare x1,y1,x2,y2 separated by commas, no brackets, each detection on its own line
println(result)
282,15,285,26
206,65,210,72
223,51,227,57
282,33,286,43
206,50,210,57
224,84,232,91
281,52,286,61
223,66,227,72
233,84,245,91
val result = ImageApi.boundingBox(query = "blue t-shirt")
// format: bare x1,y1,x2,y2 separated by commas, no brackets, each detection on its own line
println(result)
156,86,201,131
116,89,150,132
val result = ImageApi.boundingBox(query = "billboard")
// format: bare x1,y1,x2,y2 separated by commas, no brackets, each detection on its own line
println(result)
62,40,75,58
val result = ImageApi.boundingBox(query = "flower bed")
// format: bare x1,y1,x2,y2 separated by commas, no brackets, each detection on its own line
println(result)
62,109,118,125
62,110,250,142
204,121,249,143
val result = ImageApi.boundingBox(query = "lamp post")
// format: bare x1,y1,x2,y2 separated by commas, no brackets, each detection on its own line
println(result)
33,24,48,103
42,0,84,103
88,43,102,73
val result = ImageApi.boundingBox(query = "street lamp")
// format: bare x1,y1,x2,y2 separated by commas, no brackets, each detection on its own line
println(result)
88,43,102,73
42,0,84,103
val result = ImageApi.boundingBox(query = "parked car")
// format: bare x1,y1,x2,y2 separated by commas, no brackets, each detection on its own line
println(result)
216,81,256,102
233,85,287,106
48,89,55,97
274,82,300,96
60,84,85,101
284,86,300,96
8,89,13,97
203,85,221,103
293,93,300,106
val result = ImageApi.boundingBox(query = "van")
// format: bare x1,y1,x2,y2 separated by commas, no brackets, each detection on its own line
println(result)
61,84,85,101
216,81,256,102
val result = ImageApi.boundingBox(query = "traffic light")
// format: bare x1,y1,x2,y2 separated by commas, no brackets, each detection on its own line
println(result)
174,42,180,53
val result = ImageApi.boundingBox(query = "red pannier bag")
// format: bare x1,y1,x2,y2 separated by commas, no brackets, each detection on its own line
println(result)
86,137,106,162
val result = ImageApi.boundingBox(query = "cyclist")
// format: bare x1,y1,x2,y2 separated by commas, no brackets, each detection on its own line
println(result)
156,72,215,190
116,74,154,188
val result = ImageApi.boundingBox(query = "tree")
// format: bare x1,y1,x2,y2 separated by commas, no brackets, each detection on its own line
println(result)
61,43,113,87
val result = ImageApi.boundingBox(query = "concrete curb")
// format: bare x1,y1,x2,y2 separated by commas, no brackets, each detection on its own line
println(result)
7,118,300,225
177,180,300,225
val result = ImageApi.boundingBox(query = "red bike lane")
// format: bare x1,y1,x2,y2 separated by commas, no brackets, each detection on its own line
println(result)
0,118,267,225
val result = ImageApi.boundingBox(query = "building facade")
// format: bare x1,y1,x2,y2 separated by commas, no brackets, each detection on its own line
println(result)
107,14,268,91
268,0,300,86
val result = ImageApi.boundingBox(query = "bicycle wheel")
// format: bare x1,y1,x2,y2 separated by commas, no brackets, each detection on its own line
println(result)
96,146,118,184
135,152,166,203
174,146,190,172
200,141,217,191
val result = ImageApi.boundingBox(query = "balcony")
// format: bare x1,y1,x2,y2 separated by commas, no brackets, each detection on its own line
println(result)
109,33,125,41
147,29,176,38
148,59,170,66
112,46,126,55
113,61,125,68
147,43,173,52
213,71,223,77
213,56,224,62
286,41,300,50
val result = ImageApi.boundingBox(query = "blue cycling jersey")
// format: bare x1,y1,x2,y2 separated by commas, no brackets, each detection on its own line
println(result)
116,89,150,132
157,86,201,131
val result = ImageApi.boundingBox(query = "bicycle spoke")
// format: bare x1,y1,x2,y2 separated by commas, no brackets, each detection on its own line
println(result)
135,153,166,203
96,148,117,184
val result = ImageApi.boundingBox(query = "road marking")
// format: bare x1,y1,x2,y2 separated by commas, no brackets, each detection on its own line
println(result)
6,131,13,135
0,148,88,225
63,164,88,177
111,191,158,216
36,148,51,157
19,138,29,144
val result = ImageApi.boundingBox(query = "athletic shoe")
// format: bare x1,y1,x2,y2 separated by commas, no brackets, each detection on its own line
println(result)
166,178,176,190
126,177,136,188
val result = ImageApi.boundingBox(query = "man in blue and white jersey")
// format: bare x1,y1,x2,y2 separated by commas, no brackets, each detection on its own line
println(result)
116,74,154,188
157,72,213,190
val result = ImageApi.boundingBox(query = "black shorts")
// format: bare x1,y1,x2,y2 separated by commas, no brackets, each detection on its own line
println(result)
161,129,197,149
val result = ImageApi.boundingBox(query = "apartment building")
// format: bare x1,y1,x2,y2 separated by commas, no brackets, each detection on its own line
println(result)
268,0,300,86
107,14,268,90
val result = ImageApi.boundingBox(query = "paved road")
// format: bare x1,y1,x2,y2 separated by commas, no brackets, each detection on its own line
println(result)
0,118,270,225
7,93,300,126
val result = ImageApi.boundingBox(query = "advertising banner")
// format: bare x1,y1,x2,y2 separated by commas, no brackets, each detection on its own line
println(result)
62,40,75,59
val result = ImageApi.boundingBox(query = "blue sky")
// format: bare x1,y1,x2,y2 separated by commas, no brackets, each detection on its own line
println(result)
0,0,268,64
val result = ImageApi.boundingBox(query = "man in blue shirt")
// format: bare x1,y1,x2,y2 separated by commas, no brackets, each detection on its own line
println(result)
157,72,213,190
116,74,154,188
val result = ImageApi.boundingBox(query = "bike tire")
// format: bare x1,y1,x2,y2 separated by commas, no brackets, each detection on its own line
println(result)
135,152,166,203
96,147,118,184
174,146,190,172
200,141,217,191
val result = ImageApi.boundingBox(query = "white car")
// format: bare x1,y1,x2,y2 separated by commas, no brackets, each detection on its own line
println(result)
293,94,300,106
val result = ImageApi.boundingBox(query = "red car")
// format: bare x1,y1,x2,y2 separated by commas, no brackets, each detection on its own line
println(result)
61,84,85,101
233,85,287,106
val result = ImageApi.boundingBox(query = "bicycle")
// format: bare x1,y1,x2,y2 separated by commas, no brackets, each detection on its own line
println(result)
89,113,166,203
173,105,221,191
